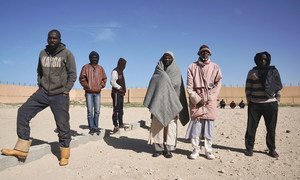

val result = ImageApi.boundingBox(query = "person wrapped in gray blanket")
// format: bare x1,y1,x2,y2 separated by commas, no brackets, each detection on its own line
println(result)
144,51,189,158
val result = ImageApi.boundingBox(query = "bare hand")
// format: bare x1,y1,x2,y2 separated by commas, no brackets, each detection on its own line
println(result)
196,99,205,108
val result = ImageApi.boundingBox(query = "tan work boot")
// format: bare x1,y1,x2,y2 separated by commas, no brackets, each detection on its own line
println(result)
1,138,32,159
59,147,70,166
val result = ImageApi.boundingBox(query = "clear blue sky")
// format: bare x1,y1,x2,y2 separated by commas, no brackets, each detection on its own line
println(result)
0,0,299,89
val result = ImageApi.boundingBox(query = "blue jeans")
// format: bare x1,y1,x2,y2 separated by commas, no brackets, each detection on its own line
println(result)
17,88,71,147
85,93,101,130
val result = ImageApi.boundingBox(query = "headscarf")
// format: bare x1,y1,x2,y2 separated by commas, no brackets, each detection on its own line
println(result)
254,51,271,87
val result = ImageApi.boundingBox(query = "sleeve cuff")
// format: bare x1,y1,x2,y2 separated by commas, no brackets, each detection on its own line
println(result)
189,92,202,105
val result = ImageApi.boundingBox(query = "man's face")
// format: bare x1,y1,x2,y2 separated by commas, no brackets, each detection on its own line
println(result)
162,54,173,67
47,32,60,48
259,54,268,67
119,62,126,71
90,56,99,64
200,50,210,61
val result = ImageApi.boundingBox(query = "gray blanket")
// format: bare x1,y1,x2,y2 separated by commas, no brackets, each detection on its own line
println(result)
143,59,189,127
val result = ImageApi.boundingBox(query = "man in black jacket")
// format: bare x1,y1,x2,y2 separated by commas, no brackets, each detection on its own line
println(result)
1,29,77,166
244,51,282,158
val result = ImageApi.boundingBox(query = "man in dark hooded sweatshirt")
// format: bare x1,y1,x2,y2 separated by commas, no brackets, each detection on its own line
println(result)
79,51,107,135
244,51,282,158
1,29,77,166
110,58,127,132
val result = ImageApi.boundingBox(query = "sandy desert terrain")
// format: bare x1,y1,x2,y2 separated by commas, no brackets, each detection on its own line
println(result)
0,104,299,180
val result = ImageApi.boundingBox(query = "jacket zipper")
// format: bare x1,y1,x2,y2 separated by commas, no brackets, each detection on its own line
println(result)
48,54,52,95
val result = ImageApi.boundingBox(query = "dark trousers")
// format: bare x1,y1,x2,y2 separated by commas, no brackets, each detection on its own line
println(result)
245,101,278,151
17,88,71,147
111,92,124,127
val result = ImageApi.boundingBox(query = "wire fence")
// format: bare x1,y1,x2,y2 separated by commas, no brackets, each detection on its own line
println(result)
1,80,299,88
0,81,38,87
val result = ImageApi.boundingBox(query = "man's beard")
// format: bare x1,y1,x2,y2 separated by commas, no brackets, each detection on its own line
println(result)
91,60,98,65
200,56,209,61
47,44,59,54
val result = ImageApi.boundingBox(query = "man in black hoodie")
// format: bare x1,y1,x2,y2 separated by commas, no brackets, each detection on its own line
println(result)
110,58,127,132
1,29,77,166
244,51,282,158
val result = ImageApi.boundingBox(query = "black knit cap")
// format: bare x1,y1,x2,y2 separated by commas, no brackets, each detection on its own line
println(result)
197,44,211,56
89,51,99,60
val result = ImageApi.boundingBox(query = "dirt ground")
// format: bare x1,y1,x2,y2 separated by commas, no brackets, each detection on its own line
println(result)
0,104,299,180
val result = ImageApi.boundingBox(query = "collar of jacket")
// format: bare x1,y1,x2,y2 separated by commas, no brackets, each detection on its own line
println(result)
45,43,65,56
197,59,211,66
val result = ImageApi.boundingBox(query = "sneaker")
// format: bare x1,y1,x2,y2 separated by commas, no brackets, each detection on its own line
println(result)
268,150,279,158
119,124,125,129
113,126,119,132
152,151,163,157
94,128,101,135
164,151,173,158
245,149,253,156
88,129,95,135
189,149,200,159
205,151,215,160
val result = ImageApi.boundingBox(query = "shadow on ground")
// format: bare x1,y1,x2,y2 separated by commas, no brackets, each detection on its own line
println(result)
104,135,152,154
31,129,83,161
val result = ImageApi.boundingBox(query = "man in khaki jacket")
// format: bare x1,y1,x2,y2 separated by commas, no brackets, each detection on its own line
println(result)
1,29,77,166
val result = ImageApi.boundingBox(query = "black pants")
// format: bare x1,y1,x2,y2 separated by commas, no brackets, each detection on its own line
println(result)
17,88,71,147
111,92,124,127
245,101,278,151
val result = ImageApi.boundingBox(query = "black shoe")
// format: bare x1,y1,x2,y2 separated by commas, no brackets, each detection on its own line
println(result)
89,129,95,135
152,151,163,157
113,126,119,132
268,150,279,158
164,151,173,158
94,128,101,135
245,149,253,156
119,124,125,129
